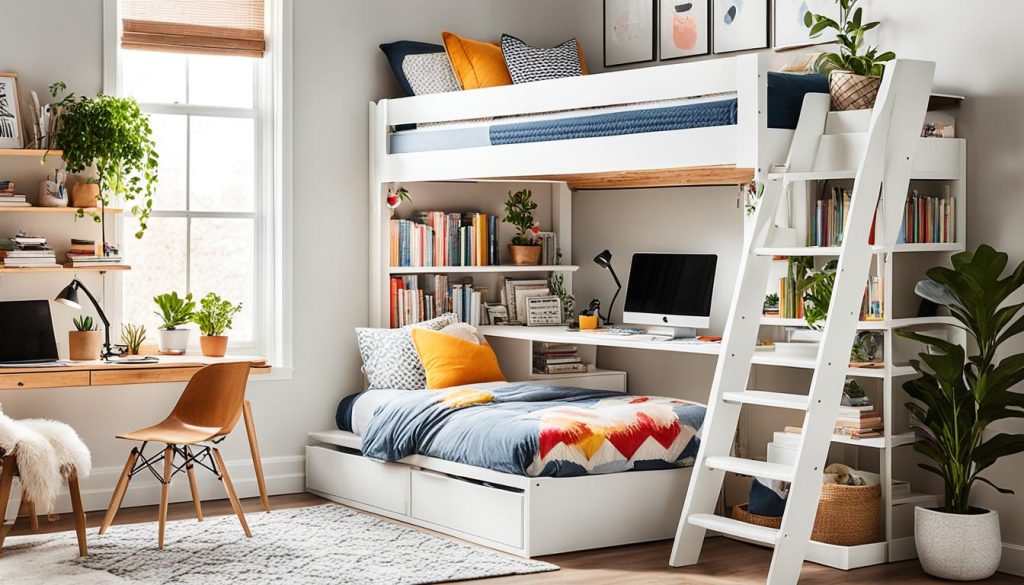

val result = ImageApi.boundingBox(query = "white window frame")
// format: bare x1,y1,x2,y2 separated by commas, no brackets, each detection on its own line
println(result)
103,0,292,369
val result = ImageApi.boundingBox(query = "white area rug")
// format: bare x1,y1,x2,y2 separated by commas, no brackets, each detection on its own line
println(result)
0,504,557,584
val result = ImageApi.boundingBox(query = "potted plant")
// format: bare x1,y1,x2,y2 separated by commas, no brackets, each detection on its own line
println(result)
503,188,542,265
154,292,195,355
68,315,101,361
120,323,147,356
897,245,1024,580
805,0,896,110
194,293,243,357
48,81,159,240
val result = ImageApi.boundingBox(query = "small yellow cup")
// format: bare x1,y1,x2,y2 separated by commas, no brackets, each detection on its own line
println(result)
578,314,599,330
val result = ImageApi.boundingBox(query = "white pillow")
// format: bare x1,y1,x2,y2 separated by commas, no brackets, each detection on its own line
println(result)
355,313,459,390
438,323,486,345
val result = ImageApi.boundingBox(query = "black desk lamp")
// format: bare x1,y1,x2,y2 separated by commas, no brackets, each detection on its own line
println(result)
593,249,621,326
55,278,115,359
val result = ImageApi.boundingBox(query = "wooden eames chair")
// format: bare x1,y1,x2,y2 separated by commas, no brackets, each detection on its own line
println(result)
100,362,253,548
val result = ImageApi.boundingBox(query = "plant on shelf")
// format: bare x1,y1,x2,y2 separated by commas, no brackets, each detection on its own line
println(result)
194,292,243,358
48,81,159,240
897,245,1024,580
153,292,195,355
120,323,147,355
805,0,895,111
549,273,575,324
796,259,835,330
502,188,541,266
69,315,100,361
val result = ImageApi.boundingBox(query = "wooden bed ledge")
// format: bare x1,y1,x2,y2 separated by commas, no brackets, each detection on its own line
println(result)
511,165,755,190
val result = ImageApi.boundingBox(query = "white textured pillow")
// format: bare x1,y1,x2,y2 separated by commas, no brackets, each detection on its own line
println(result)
356,313,459,390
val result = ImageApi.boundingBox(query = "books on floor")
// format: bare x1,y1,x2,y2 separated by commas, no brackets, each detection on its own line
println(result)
390,210,499,268
533,342,587,375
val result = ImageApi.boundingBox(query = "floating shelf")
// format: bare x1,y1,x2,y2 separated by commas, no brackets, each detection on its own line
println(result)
760,316,959,330
0,264,130,274
388,265,579,275
830,431,917,449
0,206,122,214
0,149,63,157
757,242,964,257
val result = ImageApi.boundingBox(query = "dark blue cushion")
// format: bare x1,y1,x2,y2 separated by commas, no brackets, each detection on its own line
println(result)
380,40,448,96
748,478,788,517
767,72,829,129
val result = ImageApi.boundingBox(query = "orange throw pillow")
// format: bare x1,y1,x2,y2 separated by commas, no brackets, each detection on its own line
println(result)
442,31,513,90
411,328,506,389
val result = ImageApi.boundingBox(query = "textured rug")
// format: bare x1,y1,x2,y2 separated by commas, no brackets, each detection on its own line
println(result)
0,504,557,584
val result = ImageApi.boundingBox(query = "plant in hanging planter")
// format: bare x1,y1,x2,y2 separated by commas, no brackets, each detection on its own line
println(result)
48,81,159,239
153,292,195,355
502,188,542,266
69,314,101,361
194,292,243,357
896,245,1024,580
805,0,895,111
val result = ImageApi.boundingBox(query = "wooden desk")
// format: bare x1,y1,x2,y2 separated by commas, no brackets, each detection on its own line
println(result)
0,355,273,513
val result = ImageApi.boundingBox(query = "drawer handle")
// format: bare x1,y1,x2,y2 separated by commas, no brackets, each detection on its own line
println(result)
17,381,24,387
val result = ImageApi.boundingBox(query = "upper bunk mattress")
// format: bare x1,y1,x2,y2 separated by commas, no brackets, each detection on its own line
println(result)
335,382,706,478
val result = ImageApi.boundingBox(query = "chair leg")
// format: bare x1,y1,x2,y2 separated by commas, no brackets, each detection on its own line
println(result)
26,500,39,532
100,448,140,534
0,455,15,551
185,447,203,522
243,400,271,513
211,448,251,538
67,469,88,557
158,445,174,549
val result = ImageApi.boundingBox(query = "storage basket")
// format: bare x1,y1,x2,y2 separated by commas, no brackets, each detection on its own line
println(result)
829,70,882,111
732,483,881,546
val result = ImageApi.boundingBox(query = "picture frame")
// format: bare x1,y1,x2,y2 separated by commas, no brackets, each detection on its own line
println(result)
773,0,839,50
526,295,564,327
0,73,24,149
604,0,657,67
712,0,769,54
659,0,710,61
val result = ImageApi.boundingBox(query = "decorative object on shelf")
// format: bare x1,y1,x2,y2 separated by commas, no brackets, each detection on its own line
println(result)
153,291,195,355
386,186,411,210
762,292,780,316
525,295,563,327
850,331,882,364
604,0,656,67
68,314,101,361
48,81,158,241
549,273,575,324
741,180,764,216
69,177,100,209
194,292,243,357
120,323,146,356
898,245,1024,580
658,0,709,60
0,73,24,149
579,298,601,330
23,89,58,150
805,0,895,110
55,279,114,359
38,168,68,207
712,0,769,54
593,249,622,326
773,0,839,49
503,188,542,266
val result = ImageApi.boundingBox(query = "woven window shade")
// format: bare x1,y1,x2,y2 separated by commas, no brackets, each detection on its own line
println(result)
121,0,265,58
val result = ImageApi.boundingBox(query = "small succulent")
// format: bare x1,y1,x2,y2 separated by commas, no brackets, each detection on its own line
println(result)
73,315,96,331
120,323,147,355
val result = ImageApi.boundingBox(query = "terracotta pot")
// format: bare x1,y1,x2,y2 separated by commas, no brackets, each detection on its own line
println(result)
70,182,100,208
828,70,882,111
157,328,191,354
200,335,229,357
68,330,102,361
507,244,542,266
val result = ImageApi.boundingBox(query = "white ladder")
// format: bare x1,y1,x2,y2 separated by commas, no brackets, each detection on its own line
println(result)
669,59,936,585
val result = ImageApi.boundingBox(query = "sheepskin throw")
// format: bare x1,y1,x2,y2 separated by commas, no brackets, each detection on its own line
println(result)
0,407,90,514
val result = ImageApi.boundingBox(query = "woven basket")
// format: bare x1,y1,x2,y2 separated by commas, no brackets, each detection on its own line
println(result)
829,71,882,111
732,483,881,546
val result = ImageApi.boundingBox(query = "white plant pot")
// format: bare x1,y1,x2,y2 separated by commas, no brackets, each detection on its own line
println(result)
915,506,1001,580
157,328,191,354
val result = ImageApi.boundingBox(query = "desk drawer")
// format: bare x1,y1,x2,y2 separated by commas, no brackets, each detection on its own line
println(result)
0,371,90,390
91,367,202,386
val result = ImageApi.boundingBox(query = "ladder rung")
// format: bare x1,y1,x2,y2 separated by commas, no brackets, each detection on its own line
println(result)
722,391,810,410
705,456,794,482
688,513,780,545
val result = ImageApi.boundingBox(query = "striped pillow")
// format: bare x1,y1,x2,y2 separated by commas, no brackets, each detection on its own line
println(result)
500,34,586,85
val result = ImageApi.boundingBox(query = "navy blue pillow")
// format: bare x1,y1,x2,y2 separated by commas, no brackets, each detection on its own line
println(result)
748,477,788,517
767,72,829,129
380,40,449,96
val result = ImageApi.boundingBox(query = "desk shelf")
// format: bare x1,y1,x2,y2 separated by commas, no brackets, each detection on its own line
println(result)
0,264,131,274
0,206,123,214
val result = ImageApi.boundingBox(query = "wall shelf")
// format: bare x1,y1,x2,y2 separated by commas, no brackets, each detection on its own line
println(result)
388,264,579,275
0,264,130,274
0,206,122,214
0,149,62,157
760,316,959,330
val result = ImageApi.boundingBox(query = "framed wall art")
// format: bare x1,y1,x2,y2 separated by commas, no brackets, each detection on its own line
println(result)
659,0,710,60
774,0,840,50
604,0,656,67
712,0,769,54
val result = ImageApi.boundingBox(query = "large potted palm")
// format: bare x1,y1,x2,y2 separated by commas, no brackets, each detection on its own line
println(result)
898,245,1024,580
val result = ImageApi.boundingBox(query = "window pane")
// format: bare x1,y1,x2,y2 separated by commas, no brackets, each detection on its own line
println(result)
147,114,187,211
122,217,188,335
190,218,255,342
188,54,255,108
122,50,186,104
190,116,255,212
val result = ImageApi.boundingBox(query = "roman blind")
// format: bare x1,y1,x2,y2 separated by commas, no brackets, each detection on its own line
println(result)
121,0,265,58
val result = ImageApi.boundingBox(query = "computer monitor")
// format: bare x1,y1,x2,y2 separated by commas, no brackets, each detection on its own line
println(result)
0,300,60,364
622,253,717,338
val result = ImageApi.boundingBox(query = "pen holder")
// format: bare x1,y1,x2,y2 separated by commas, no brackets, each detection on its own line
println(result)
38,180,68,207
578,314,599,330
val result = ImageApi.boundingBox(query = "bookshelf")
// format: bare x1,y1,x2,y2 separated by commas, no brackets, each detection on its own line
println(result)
0,206,122,214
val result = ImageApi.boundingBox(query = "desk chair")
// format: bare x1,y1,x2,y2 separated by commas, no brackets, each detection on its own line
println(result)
100,362,253,548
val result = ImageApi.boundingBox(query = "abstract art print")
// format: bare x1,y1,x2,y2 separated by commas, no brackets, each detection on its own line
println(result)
659,0,710,60
604,0,656,67
713,0,769,54
0,74,22,149
774,0,840,49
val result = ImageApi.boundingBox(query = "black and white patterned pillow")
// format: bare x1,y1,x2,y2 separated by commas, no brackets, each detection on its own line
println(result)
501,34,583,85
356,313,460,390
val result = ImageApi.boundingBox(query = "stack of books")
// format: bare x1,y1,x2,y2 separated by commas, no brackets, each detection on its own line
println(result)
66,251,125,268
809,186,851,247
533,342,586,375
1,233,57,267
537,231,559,265
389,275,487,328
834,404,884,439
390,210,499,268
898,188,956,244
0,181,28,208
65,238,99,263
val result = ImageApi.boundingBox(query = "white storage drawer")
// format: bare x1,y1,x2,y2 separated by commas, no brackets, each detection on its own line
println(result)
410,469,524,548
306,444,410,515
529,370,627,392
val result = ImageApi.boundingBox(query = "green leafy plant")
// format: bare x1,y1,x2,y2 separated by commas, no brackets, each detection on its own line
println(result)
764,293,780,309
805,0,895,76
48,81,159,238
194,293,243,337
742,180,764,216
898,245,1024,514
73,315,96,332
120,323,147,355
503,189,540,246
549,273,575,323
797,259,836,331
153,292,195,330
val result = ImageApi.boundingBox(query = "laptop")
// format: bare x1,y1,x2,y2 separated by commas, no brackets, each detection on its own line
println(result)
0,300,61,365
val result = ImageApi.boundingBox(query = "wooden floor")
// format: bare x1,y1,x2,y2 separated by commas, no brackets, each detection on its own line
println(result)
10,493,1022,584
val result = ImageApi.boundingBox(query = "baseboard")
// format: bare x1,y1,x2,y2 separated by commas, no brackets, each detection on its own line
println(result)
1000,542,1024,577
